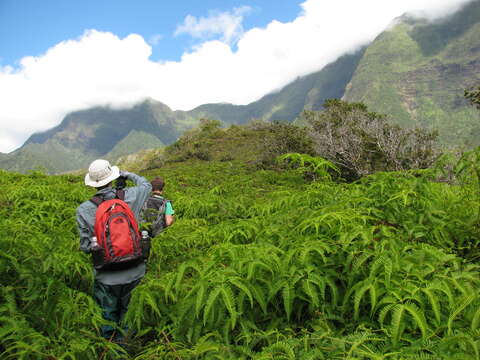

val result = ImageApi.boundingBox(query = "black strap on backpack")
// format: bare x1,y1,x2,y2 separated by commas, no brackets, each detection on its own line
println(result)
116,189,125,201
90,189,125,207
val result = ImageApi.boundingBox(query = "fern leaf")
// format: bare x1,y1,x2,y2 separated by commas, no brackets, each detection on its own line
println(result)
250,283,268,315
471,306,480,331
354,281,372,321
229,277,253,308
391,304,405,348
383,258,393,287
220,284,237,330
325,276,339,306
404,302,429,341
302,279,319,308
421,287,441,326
203,286,222,326
268,279,287,303
448,294,475,335
369,282,378,318
143,290,162,319
247,260,273,280
352,252,374,274
195,281,206,318
282,284,294,322
263,340,296,359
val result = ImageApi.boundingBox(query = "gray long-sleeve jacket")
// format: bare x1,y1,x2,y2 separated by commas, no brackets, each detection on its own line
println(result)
76,171,152,285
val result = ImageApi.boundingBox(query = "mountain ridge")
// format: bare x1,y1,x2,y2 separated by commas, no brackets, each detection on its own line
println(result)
343,0,480,144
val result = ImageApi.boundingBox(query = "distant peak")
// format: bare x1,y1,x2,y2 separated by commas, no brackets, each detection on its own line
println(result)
387,13,424,30
128,98,171,114
139,97,170,108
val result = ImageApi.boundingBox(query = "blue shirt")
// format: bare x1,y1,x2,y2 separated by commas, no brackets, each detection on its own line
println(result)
165,200,174,215
76,171,152,285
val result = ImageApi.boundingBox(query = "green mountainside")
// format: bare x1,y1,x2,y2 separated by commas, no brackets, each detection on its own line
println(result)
5,100,187,173
188,49,365,124
105,130,164,161
1,0,479,174
25,100,179,154
343,0,480,145
0,140,92,174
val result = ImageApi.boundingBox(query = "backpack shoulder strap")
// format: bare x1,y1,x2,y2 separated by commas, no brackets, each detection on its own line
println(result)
153,196,167,213
89,195,104,207
159,198,168,213
116,189,125,201
142,195,153,211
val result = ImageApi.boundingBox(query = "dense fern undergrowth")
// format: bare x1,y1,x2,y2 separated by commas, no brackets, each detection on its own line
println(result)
2,148,480,359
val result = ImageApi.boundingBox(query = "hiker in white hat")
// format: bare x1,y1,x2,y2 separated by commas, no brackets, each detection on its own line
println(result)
84,159,121,187
76,159,152,343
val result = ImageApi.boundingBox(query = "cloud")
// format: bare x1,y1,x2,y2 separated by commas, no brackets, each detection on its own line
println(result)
174,6,251,44
0,0,474,153
148,34,163,46
0,30,154,153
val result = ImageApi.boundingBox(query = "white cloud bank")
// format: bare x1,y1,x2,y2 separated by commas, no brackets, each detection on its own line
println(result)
0,0,473,153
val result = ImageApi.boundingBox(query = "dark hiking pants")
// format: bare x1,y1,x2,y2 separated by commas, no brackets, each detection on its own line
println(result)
93,278,141,341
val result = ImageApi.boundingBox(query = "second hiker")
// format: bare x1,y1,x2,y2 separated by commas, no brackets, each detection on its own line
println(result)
141,176,175,240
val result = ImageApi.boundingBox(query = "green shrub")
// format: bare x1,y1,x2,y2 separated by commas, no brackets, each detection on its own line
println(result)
465,85,480,109
255,120,316,168
304,99,441,180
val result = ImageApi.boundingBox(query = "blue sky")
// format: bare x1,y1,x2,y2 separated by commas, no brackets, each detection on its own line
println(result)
0,0,473,153
0,0,299,67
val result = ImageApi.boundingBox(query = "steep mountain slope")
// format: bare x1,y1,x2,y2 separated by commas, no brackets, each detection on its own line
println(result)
104,130,165,160
25,100,179,154
188,49,365,124
5,100,185,173
343,0,480,145
0,140,93,174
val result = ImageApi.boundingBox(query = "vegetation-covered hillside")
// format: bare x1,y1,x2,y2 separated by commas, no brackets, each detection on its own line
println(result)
344,0,480,146
2,118,480,359
190,49,365,125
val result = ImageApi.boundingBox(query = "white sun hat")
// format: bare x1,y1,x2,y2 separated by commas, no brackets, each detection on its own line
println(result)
84,159,120,187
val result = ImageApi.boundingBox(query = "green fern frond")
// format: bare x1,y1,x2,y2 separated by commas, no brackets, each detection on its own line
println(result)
229,277,254,308
220,284,237,330
324,276,339,306
203,286,222,326
421,287,442,326
282,284,294,322
352,252,375,274
391,304,405,348
404,302,429,341
302,279,320,308
353,280,374,321
250,283,268,315
261,340,296,360
448,294,476,335
195,281,207,318
471,306,480,331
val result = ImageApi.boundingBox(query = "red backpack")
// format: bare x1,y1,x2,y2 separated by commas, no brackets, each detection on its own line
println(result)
90,189,143,270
